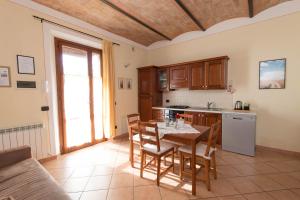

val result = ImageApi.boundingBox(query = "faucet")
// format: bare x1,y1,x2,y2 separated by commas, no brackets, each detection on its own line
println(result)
207,101,214,109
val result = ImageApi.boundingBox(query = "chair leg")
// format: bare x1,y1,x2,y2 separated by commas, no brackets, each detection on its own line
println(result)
172,149,175,173
212,153,217,179
204,159,211,191
130,140,134,167
179,152,183,180
157,156,161,186
140,151,144,178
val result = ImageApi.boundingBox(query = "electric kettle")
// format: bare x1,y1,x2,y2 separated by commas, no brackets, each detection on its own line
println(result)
234,101,243,110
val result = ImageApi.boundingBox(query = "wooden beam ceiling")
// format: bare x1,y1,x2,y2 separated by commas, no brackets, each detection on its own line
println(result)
248,0,254,18
100,0,171,41
174,0,206,31
32,0,292,46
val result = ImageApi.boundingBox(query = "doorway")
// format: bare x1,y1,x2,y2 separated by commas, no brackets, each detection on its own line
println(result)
55,38,104,153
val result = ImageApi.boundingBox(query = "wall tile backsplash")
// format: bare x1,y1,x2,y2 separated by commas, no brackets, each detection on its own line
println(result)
163,89,233,109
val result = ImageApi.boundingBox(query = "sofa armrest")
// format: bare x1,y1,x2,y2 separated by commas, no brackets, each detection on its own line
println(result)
0,146,32,168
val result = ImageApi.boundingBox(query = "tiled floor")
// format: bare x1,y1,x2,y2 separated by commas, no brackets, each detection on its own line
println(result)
42,139,300,200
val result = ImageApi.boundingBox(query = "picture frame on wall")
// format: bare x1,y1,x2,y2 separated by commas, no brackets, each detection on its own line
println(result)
17,55,35,75
118,78,124,89
126,78,132,89
0,67,11,87
259,58,286,89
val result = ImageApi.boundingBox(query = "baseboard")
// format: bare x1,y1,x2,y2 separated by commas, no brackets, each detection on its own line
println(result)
256,145,300,158
38,155,57,163
112,132,129,140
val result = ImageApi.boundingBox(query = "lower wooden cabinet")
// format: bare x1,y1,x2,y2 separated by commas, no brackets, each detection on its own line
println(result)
186,111,222,145
152,109,165,121
139,95,153,121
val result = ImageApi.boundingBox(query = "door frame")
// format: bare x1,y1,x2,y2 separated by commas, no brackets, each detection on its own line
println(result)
54,38,105,154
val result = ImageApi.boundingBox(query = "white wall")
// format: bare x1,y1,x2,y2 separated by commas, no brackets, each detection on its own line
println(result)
148,12,300,153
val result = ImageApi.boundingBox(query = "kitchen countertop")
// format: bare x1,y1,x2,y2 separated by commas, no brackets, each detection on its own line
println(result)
152,106,256,115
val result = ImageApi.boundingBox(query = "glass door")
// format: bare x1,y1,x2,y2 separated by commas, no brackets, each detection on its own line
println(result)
55,38,103,153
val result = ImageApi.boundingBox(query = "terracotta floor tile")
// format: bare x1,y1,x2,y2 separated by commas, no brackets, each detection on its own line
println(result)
80,190,107,200
110,173,133,188
107,187,133,200
48,168,74,180
63,177,89,193
93,165,114,176
246,175,285,191
243,192,274,200
218,195,246,200
181,181,216,199
267,173,300,189
41,139,300,200
85,175,112,191
227,177,262,194
217,165,242,178
134,185,161,200
267,190,300,200
159,186,189,200
233,164,258,176
71,167,95,178
68,192,82,200
210,179,240,196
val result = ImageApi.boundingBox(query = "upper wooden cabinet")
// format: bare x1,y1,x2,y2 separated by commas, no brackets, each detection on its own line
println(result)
189,57,228,90
138,67,155,96
189,62,206,90
158,68,169,92
169,65,189,89
205,58,228,89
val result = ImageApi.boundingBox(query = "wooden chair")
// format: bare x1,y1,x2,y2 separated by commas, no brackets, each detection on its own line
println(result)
127,114,141,167
178,120,221,191
177,113,194,125
138,121,175,186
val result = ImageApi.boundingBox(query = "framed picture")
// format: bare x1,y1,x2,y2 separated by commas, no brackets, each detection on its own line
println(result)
259,58,286,89
126,79,132,89
0,67,11,87
17,55,35,75
118,78,124,89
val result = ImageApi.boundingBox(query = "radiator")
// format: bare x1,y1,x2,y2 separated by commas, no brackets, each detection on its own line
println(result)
0,123,49,160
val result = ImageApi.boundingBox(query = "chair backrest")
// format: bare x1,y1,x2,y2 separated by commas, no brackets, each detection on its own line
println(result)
205,120,221,156
177,113,194,125
138,121,160,152
127,113,140,134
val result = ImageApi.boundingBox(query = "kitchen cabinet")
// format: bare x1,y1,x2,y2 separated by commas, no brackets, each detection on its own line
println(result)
185,111,222,145
189,62,206,90
189,57,228,90
169,65,189,89
158,68,169,92
138,66,162,121
205,58,228,89
152,109,165,121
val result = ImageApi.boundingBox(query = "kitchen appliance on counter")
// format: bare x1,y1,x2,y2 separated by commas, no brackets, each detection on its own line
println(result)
234,101,243,110
222,113,256,156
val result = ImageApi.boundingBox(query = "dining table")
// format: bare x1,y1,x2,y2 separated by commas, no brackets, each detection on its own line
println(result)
129,121,210,195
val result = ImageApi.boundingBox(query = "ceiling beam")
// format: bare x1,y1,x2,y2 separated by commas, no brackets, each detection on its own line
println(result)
248,0,254,18
175,0,205,31
100,0,171,41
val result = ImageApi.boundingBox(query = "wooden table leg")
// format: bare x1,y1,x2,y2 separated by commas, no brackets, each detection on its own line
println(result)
191,141,196,195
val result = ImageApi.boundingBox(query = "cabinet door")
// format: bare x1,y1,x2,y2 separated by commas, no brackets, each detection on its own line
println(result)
152,109,165,121
138,68,154,95
169,65,189,89
189,62,206,90
139,95,153,121
205,59,227,89
158,68,169,92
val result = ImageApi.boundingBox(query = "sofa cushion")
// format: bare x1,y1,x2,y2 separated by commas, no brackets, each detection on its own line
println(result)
0,159,70,200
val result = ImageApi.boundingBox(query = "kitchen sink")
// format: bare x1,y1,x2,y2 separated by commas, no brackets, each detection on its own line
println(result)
190,107,224,111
